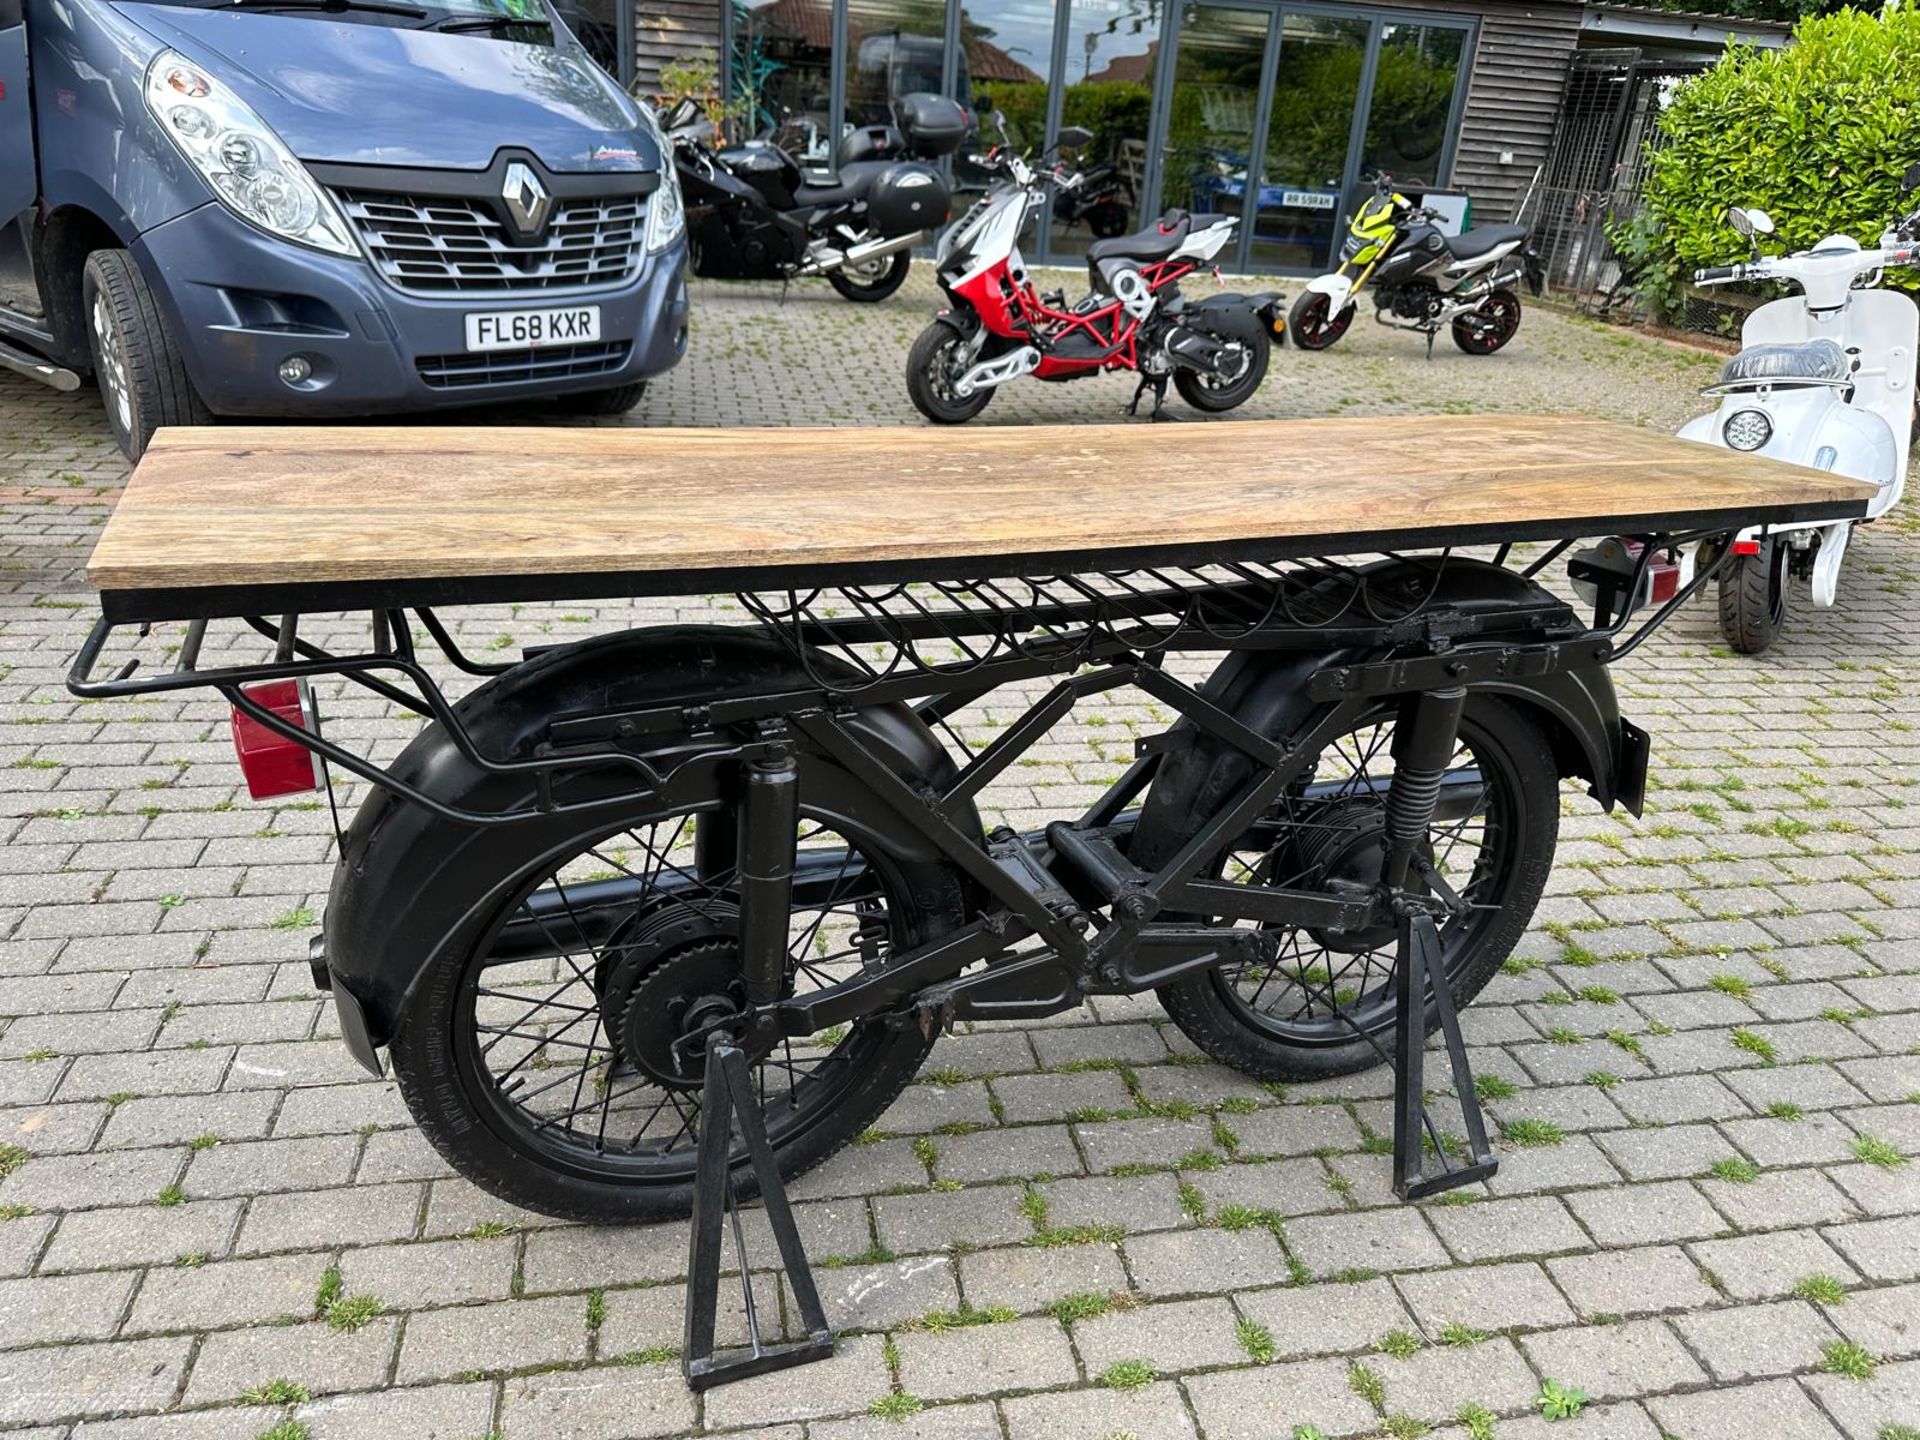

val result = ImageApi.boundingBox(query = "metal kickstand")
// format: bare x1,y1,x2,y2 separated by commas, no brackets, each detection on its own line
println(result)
1390,906,1499,1199
1126,373,1178,421
682,1039,835,1391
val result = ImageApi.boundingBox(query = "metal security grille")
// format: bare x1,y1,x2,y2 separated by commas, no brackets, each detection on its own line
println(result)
415,341,633,390
1533,50,1711,321
336,190,646,296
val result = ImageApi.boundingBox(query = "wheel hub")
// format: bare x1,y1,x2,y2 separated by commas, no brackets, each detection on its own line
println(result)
616,939,749,1090
1286,798,1428,954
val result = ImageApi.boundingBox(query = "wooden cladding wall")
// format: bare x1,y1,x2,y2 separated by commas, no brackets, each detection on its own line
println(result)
1442,0,1585,223
635,0,723,100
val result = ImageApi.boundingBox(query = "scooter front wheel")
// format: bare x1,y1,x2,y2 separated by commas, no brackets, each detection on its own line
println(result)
1287,291,1355,351
1717,537,1789,654
907,322,995,424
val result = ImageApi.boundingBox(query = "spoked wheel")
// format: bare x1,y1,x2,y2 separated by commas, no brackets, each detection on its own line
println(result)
1452,288,1523,355
906,322,994,424
1173,328,1271,413
1717,536,1788,654
1287,291,1356,351
829,250,912,303
389,798,964,1223
1155,697,1558,1081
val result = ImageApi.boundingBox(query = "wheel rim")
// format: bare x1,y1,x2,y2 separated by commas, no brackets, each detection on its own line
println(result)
452,808,911,1185
841,255,893,286
91,291,133,436
1207,709,1521,1047
1465,295,1519,351
1188,340,1253,393
923,334,975,408
1297,296,1350,346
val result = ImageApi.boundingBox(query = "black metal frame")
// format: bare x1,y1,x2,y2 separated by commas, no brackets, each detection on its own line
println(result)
68,532,1746,1386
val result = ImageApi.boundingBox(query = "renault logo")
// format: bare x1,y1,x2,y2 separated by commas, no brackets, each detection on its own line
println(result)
501,161,553,238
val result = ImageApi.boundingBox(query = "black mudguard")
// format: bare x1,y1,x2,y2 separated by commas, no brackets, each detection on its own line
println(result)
320,626,979,1073
1129,557,1642,873
1181,292,1271,346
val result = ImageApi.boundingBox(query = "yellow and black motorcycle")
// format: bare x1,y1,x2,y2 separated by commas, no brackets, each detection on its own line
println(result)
1288,174,1541,356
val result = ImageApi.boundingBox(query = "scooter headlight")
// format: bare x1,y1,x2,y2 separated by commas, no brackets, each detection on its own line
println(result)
145,53,355,257
1723,408,1773,452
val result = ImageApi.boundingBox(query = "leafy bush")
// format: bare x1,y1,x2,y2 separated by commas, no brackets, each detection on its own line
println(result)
1636,8,1920,310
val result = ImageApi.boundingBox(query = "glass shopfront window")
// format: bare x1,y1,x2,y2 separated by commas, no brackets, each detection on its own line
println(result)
1048,0,1159,259
953,0,1056,195
847,0,952,127
1247,12,1368,271
732,0,837,159
1360,21,1466,186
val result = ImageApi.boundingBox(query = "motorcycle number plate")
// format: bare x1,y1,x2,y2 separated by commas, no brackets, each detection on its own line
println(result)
464,306,602,353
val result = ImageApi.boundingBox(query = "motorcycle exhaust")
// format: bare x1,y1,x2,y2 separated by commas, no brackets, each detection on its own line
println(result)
798,230,925,278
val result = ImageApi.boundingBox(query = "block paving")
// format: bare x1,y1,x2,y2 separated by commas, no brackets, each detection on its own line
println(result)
0,271,1916,1438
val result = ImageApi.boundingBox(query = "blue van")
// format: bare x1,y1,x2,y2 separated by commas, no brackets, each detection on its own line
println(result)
0,0,689,459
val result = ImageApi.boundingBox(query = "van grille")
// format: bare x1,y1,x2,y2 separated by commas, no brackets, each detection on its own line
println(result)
335,189,646,296
416,342,633,390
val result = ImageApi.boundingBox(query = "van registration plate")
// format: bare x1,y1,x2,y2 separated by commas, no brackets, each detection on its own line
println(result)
464,306,602,353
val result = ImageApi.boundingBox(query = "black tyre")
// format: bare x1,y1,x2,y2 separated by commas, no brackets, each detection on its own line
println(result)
829,251,911,303
552,381,647,416
907,321,994,424
1151,697,1559,1081
1717,537,1788,654
82,249,211,462
1174,327,1271,413
1087,202,1129,240
1287,290,1355,351
373,635,972,1223
1452,288,1522,355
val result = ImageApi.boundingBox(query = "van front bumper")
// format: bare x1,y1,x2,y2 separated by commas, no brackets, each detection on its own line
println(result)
132,202,689,418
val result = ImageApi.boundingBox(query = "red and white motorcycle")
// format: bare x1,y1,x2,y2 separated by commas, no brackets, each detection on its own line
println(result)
906,118,1286,423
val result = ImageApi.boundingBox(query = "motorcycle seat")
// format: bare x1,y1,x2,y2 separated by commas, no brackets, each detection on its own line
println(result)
1442,224,1529,261
1087,213,1195,266
1717,338,1852,387
793,160,894,208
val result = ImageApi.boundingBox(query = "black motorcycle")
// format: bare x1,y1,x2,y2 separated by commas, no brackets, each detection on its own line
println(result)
664,94,965,302
1052,159,1135,240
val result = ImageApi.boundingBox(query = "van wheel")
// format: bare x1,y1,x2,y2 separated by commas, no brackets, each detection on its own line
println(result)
552,382,647,416
82,250,210,463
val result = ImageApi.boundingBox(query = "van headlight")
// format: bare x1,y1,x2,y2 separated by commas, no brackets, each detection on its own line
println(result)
146,52,355,257
645,164,685,253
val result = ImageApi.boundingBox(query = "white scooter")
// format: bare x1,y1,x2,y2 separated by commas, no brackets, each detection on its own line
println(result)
1677,169,1920,653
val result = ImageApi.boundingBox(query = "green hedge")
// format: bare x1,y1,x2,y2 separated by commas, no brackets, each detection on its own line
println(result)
1632,7,1920,312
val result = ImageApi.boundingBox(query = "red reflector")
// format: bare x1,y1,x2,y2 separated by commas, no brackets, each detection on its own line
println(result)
230,679,322,800
1731,539,1762,557
1648,558,1680,603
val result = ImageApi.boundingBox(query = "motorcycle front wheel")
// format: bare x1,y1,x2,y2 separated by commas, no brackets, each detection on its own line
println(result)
1287,291,1356,351
829,250,912,303
907,322,995,424
1151,697,1558,1081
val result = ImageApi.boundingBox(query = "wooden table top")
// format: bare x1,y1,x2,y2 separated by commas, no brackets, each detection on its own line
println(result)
88,416,1876,621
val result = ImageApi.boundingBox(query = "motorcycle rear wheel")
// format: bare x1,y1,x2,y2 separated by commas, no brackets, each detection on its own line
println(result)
1287,291,1355,351
1148,697,1557,1081
907,322,995,424
1452,288,1523,355
829,251,912,303
1173,328,1271,413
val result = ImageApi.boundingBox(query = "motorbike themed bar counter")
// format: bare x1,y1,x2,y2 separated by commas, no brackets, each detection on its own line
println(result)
71,416,1873,1390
